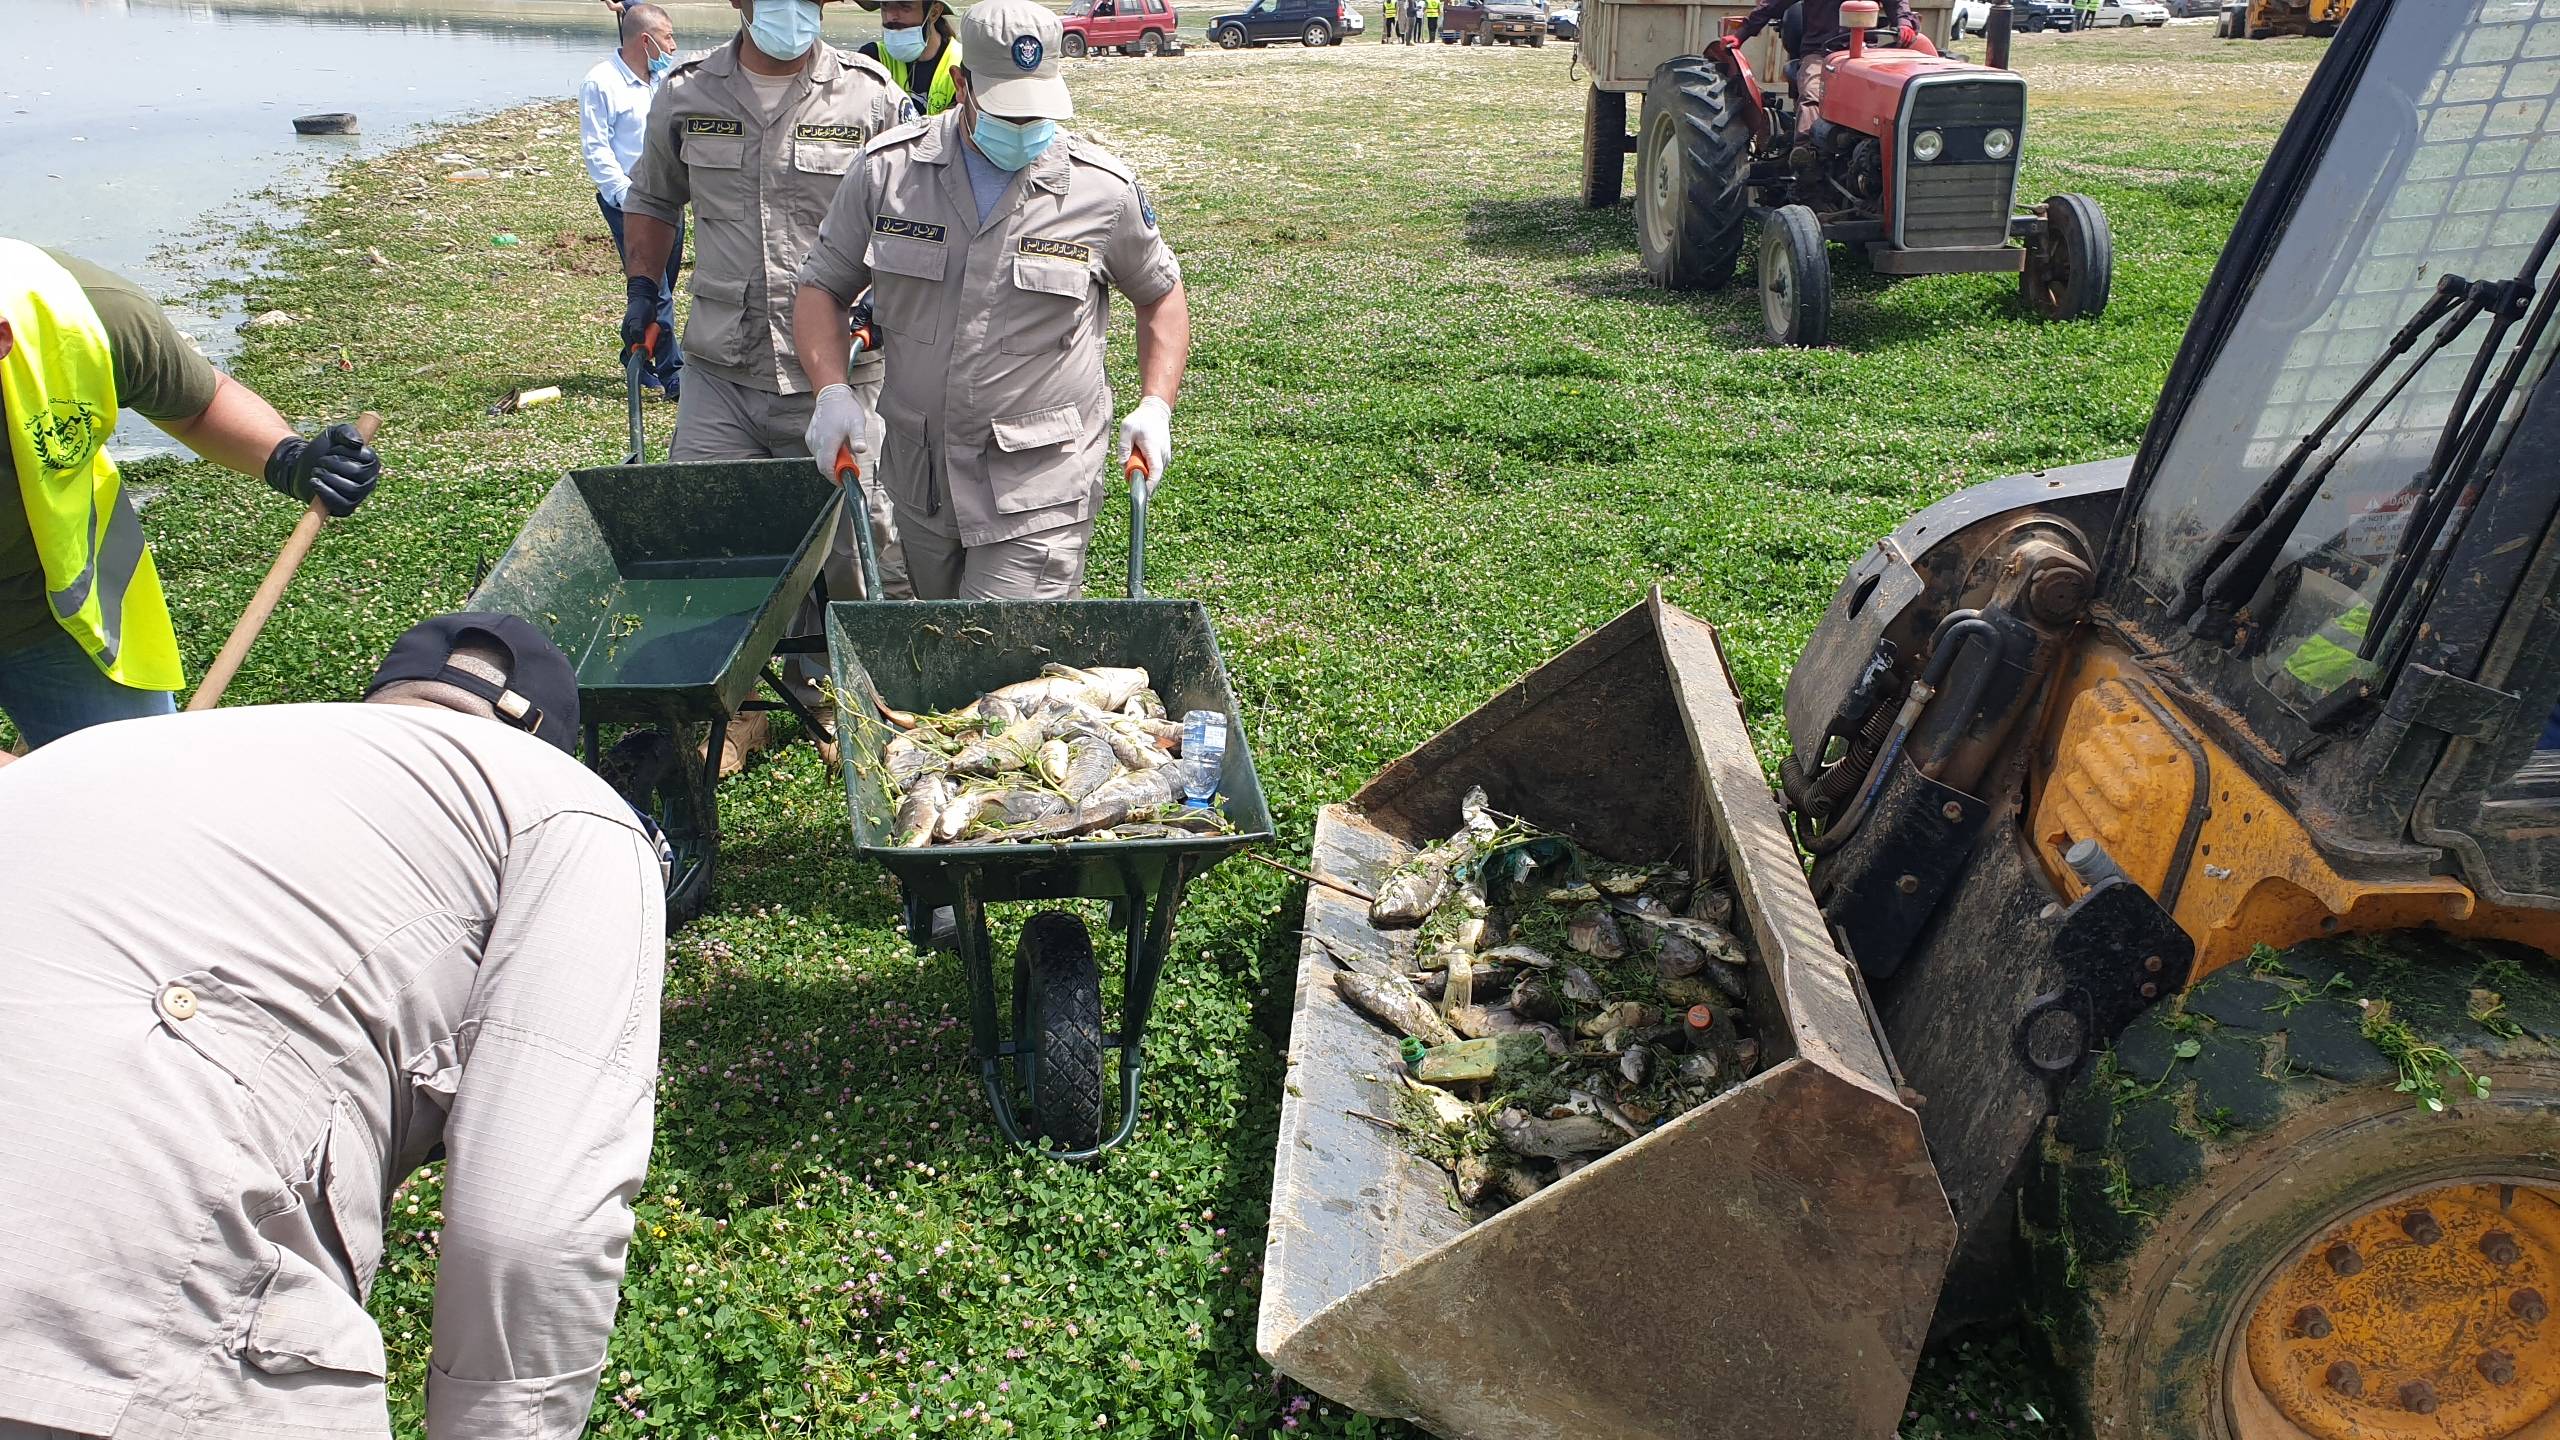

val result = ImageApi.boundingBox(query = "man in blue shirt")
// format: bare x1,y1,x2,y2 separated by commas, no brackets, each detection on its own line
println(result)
581,4,684,399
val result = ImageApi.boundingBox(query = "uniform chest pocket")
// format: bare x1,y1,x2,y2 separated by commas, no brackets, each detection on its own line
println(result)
153,970,331,1187
793,140,859,176
1001,254,1094,356
870,235,948,348
683,134,747,171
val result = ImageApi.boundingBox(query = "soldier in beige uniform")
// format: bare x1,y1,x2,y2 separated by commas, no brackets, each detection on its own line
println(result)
0,614,663,1440
618,0,913,762
790,0,1191,600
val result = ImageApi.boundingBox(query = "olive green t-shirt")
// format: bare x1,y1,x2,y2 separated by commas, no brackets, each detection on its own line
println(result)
0,250,224,652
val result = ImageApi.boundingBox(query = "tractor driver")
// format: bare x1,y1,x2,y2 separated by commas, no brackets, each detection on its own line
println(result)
1738,0,1917,145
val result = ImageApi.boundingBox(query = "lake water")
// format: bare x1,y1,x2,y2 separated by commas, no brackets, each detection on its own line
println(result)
2,0,882,455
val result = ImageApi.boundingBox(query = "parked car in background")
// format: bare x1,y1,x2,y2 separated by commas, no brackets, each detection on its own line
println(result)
1442,0,1546,43
1548,3,1577,35
1209,0,1351,43
2014,0,2081,25
1948,0,1989,36
1059,0,1180,55
2096,0,2170,20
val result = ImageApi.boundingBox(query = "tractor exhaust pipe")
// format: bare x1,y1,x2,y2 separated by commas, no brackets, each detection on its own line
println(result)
1987,0,2013,66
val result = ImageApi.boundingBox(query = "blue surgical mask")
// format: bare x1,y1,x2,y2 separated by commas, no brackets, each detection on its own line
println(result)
881,23,929,60
970,112,1056,171
647,42,676,77
747,0,825,60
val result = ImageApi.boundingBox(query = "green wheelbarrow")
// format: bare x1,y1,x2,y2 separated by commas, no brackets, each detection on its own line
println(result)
825,457,1273,1158
468,457,845,926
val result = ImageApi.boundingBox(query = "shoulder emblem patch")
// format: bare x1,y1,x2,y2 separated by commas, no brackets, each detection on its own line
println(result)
684,116,744,136
875,215,949,243
795,123,868,143
1135,183,1158,231
1019,236,1094,263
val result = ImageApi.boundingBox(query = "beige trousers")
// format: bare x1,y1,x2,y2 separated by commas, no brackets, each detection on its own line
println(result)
899,517,1098,601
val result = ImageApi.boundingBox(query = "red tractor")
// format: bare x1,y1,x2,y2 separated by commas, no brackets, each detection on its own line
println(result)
1632,1,2111,345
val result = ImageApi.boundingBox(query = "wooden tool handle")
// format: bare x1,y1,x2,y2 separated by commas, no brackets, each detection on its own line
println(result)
187,411,381,712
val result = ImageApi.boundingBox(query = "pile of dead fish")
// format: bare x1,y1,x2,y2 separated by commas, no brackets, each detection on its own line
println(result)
1333,788,1761,1214
875,663,1229,846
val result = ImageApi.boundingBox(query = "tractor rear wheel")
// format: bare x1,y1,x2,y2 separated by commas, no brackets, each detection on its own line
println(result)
2024,192,2113,322
1024,910,1108,1152
1758,204,1831,346
1636,55,1752,292
2027,933,2560,1440
1581,86,1629,208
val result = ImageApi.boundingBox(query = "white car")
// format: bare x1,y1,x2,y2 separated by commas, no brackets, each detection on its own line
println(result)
1341,1,1365,31
2096,0,2170,22
1949,0,1990,36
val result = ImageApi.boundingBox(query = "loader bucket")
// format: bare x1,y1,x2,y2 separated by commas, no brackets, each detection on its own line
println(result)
1258,591,1955,1440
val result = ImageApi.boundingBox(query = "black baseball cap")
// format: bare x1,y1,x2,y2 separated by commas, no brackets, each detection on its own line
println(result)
365,612,580,754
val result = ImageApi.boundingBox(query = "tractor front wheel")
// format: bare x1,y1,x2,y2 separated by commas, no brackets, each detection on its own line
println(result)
2024,192,2113,322
1758,204,1831,346
1024,910,1108,1152
1635,55,1752,291
2030,934,2560,1440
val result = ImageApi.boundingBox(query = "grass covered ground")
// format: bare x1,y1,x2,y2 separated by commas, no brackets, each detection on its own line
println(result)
114,18,2327,1437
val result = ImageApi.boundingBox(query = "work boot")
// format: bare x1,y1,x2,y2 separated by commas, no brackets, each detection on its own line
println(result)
810,704,841,769
712,710,771,779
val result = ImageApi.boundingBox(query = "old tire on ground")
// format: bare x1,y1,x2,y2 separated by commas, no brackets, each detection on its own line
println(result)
2027,932,2560,1440
1301,17,1330,43
1024,910,1108,1152
1139,27,1167,52
1758,204,1831,346
1215,22,1245,46
595,726,717,930
1063,29,1089,55
1635,55,1752,291
1581,86,1628,207
2024,192,2113,322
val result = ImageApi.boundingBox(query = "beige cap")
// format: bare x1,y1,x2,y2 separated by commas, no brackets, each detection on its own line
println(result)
961,0,1072,120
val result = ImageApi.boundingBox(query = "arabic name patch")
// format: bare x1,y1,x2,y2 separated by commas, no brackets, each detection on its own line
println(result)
684,117,745,136
795,123,868,143
875,215,949,243
1018,237,1093,263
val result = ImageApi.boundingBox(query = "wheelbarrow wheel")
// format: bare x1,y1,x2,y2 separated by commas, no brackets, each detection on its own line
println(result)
595,727,720,930
1022,910,1106,1151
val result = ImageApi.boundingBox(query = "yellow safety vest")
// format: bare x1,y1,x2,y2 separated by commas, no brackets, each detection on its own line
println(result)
881,41,961,116
0,240,184,691
2283,602,2370,693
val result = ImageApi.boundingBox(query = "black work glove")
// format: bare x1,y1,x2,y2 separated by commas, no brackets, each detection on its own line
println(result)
264,423,380,517
622,275,663,358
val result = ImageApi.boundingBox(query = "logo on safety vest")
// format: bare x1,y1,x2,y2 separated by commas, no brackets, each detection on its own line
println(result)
1011,34,1044,69
24,398,101,473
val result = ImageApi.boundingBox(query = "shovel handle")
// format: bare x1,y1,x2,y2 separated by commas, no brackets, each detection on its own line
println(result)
1125,453,1149,600
188,410,380,712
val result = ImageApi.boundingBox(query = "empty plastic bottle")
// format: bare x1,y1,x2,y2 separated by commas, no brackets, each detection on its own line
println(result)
1179,709,1227,807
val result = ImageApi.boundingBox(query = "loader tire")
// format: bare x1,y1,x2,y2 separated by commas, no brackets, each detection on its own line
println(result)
1025,910,1108,1153
1636,55,1751,292
2025,931,2560,1440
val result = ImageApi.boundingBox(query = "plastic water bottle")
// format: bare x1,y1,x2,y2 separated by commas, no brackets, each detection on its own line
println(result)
1179,708,1227,807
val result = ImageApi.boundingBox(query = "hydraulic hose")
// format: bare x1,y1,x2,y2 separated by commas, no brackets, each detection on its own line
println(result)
1804,611,1996,856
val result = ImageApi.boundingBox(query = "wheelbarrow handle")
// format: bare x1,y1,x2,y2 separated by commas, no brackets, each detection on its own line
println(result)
189,410,381,712
622,322,659,465
835,443,884,602
1125,453,1149,600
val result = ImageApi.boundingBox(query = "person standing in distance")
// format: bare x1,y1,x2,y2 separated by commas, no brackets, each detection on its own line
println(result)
616,0,915,772
859,0,964,116
582,3,684,401
790,0,1190,601
0,240,378,750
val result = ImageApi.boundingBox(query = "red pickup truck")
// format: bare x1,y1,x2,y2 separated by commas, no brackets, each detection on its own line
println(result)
1060,0,1181,55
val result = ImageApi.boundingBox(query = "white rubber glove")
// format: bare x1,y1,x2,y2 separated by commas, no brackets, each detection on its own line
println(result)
1117,395,1171,497
804,382,867,483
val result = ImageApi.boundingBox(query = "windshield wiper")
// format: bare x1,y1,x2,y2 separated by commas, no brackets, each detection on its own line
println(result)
2305,204,2560,729
2167,272,2495,644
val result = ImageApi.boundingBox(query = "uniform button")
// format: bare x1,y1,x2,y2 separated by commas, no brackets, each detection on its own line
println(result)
159,985,198,1022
